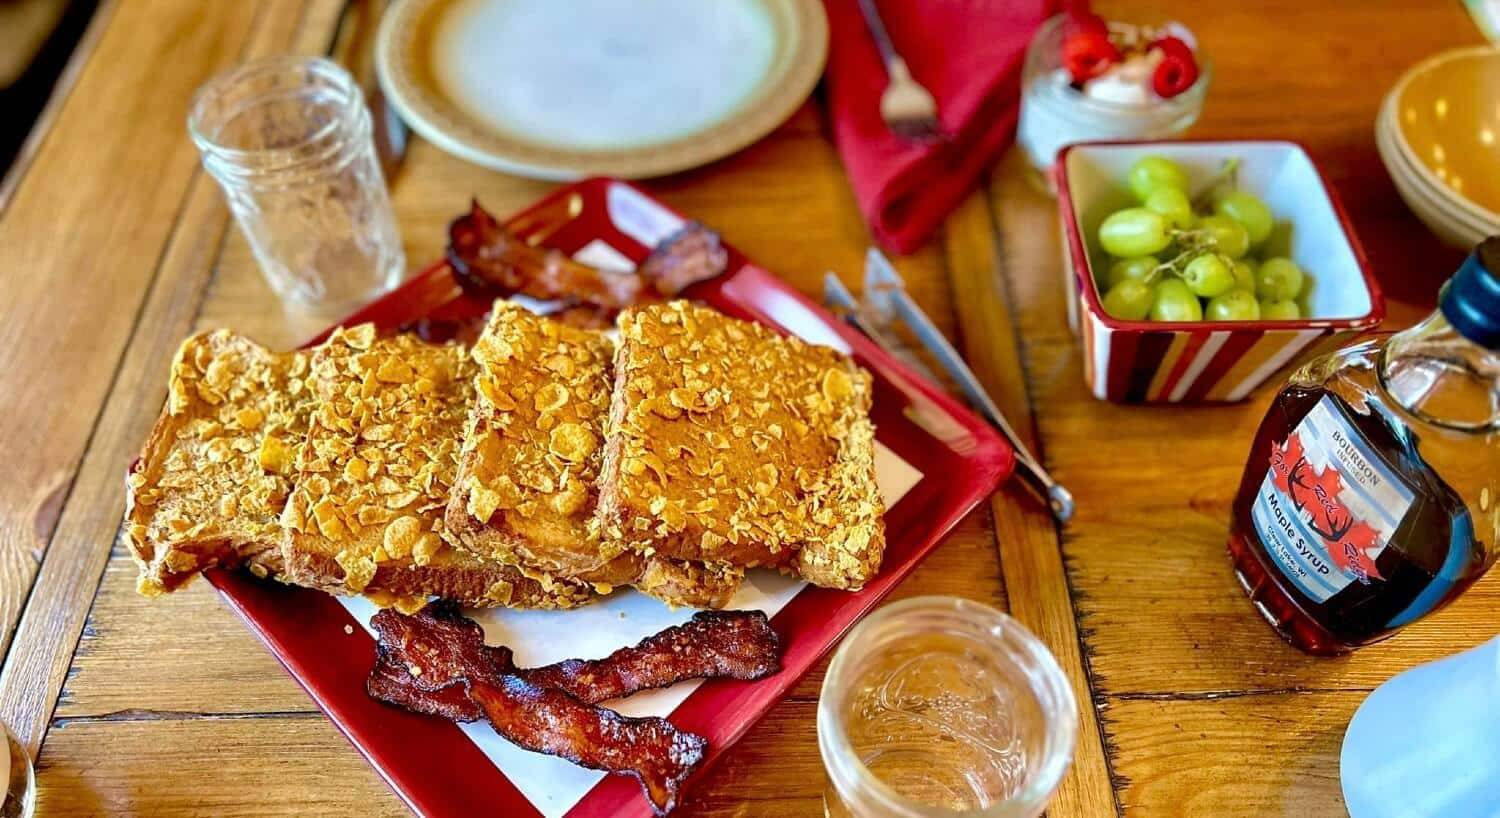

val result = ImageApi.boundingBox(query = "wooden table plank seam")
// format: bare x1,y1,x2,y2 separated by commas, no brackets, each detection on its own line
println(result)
1056,546,1139,801
41,0,351,715
0,0,269,658
0,0,331,757
1103,686,1374,702
52,709,324,729
0,0,119,218
40,192,247,723
971,187,1128,817
0,0,293,669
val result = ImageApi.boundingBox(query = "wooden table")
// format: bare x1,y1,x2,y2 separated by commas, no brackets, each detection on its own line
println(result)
0,1,1493,815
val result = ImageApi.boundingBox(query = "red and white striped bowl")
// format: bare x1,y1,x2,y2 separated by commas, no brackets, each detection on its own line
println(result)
1056,140,1385,403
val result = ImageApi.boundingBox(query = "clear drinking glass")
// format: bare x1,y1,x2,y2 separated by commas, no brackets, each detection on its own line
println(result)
818,596,1077,818
189,56,403,312
2,722,35,818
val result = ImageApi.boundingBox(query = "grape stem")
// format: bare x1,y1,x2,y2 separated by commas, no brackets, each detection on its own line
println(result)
1190,158,1241,211
1149,228,1232,282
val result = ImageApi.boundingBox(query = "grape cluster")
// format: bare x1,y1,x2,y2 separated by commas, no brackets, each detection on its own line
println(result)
1095,156,1311,322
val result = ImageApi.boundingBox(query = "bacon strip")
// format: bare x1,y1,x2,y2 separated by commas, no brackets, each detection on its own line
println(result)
367,645,482,722
446,202,731,323
368,609,779,724
524,610,780,703
468,676,706,813
447,200,643,309
368,605,708,814
637,221,730,297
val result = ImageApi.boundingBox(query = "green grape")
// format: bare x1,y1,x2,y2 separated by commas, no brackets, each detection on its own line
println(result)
1150,278,1203,322
1128,156,1189,201
1107,255,1159,286
1197,215,1250,259
1206,290,1262,321
1182,254,1235,298
1102,279,1154,320
1143,187,1195,230
1099,208,1171,257
1214,191,1274,245
1231,259,1257,293
1259,298,1302,320
1256,257,1306,301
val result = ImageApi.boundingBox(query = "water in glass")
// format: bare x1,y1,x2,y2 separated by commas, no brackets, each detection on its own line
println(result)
819,597,1077,818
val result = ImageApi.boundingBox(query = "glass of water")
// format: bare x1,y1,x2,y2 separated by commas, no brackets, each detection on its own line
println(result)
189,56,403,313
818,596,1077,818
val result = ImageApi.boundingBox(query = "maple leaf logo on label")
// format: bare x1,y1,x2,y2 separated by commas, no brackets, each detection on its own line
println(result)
1269,432,1386,583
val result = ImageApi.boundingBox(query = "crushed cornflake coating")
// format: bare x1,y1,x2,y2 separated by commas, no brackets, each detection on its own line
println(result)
446,302,642,586
598,301,886,590
125,331,314,596
448,302,749,607
633,558,744,610
280,325,591,609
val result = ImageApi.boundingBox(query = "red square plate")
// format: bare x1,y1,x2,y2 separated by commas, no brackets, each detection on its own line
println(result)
207,178,1013,817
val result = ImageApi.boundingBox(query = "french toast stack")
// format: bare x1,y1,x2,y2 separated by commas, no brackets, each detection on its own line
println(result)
126,300,885,610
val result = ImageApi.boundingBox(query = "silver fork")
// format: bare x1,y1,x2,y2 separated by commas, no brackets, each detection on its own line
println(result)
856,0,942,142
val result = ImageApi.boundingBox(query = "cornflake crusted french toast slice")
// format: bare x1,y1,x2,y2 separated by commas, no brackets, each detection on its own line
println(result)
125,331,313,596
598,301,886,590
280,324,591,610
446,301,641,588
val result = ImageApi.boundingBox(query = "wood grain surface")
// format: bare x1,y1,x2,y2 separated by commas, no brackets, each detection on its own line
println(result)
0,0,1492,816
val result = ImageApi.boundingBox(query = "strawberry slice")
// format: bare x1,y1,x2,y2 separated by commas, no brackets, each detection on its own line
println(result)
1150,35,1195,60
1062,29,1120,84
1149,36,1199,97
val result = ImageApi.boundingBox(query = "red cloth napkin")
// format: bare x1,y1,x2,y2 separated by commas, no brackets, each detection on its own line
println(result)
824,0,1057,253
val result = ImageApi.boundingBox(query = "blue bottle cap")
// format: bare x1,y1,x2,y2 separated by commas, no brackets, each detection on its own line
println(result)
1441,237,1500,349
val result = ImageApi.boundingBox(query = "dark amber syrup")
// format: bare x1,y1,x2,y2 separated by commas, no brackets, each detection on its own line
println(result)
1228,384,1491,655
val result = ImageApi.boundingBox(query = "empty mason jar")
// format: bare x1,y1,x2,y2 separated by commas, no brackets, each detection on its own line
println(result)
818,596,1077,818
189,56,403,312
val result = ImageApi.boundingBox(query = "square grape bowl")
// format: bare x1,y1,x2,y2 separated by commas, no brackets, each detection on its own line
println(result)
1055,140,1384,403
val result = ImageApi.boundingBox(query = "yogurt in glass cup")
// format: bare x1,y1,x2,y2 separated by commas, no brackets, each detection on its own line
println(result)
1017,15,1211,194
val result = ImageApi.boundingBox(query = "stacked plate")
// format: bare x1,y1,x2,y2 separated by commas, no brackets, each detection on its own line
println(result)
1376,46,1500,248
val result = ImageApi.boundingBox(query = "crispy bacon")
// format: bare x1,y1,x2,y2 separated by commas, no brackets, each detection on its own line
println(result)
524,610,780,703
448,201,643,309
368,605,710,814
468,676,706,813
370,602,508,689
445,202,731,325
638,221,730,297
367,644,483,722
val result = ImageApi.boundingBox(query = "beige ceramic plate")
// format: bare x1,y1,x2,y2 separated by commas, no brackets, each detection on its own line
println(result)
377,0,827,180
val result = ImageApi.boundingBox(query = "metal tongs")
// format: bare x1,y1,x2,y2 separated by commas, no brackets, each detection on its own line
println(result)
825,249,1075,523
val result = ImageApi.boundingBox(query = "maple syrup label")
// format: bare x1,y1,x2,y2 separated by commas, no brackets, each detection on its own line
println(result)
1251,396,1416,603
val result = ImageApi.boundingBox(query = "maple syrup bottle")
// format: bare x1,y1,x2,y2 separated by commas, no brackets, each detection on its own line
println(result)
1228,238,1500,654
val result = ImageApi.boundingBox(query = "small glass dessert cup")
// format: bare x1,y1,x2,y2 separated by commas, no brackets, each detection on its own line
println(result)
1017,15,1211,194
817,596,1077,818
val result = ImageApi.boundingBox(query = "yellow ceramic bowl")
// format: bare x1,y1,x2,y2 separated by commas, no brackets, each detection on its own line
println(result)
1391,46,1500,222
